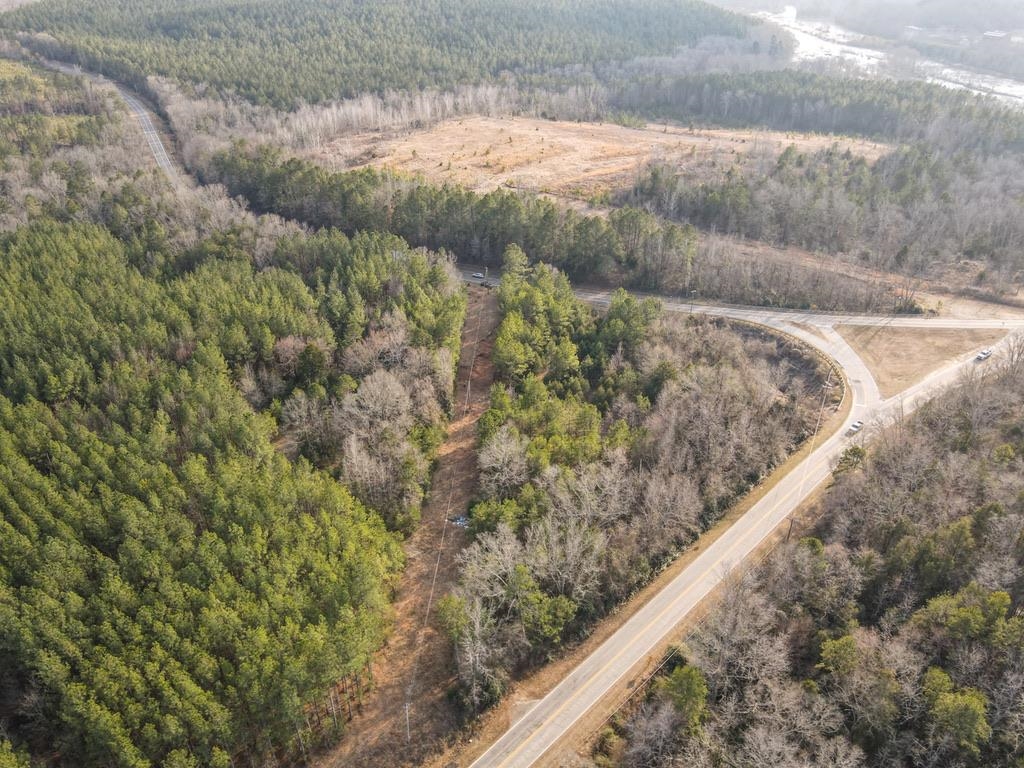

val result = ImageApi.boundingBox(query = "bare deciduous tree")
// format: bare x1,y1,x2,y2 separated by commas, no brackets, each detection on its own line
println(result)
478,425,529,500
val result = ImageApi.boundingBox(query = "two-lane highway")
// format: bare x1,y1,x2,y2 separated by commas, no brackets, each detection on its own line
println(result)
467,273,1024,768
117,88,178,179
41,60,178,182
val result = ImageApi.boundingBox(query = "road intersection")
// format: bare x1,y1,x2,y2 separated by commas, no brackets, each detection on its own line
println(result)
70,91,1023,765
467,275,1024,768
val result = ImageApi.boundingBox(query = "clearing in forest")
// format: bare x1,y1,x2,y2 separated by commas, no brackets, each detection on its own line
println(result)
316,285,500,768
837,325,1008,398
317,115,890,199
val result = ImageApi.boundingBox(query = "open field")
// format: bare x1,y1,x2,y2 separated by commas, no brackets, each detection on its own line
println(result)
837,325,1008,398
315,115,890,199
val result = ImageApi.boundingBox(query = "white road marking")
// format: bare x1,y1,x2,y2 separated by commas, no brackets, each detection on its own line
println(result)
460,270,1024,768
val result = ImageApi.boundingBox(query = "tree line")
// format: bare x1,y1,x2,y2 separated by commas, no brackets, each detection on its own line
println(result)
622,142,1024,292
207,142,900,312
613,70,1024,155
1,0,746,109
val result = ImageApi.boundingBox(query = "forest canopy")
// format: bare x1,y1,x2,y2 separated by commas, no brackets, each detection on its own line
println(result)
612,345,1024,768
1,0,747,108
0,60,468,767
441,251,826,711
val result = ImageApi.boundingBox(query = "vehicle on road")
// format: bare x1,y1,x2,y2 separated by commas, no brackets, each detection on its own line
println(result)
471,272,485,279
466,293,1024,768
976,349,993,361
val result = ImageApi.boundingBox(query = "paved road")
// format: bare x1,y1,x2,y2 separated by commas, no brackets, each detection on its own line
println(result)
41,61,178,181
464,270,1024,768
116,88,178,179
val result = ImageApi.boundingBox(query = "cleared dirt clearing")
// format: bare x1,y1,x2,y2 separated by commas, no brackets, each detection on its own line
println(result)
837,325,1008,398
316,115,889,198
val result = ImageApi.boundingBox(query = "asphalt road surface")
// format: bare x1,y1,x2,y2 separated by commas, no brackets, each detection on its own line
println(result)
40,61,178,181
466,271,1024,768
116,88,178,179
51,77,1022,756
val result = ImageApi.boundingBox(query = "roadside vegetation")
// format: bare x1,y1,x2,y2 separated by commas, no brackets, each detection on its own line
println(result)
439,248,827,711
608,343,1024,768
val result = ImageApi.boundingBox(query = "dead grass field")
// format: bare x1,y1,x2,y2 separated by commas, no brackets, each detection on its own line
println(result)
837,325,1008,398
315,115,889,199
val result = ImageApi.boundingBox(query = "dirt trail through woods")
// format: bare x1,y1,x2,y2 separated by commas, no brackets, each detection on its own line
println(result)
316,286,499,768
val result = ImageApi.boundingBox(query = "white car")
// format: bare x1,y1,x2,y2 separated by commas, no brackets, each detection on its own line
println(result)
471,272,485,279
976,349,993,361
847,420,864,436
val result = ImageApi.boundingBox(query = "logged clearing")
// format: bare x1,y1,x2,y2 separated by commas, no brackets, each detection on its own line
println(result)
315,286,500,768
837,325,1007,398
317,115,889,198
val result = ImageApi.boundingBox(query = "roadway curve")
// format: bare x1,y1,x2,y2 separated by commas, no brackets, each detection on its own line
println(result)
26,72,1020,760
465,273,1024,768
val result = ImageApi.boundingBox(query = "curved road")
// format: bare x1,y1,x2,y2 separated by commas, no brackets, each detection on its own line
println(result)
466,274,1024,768
58,87,1022,765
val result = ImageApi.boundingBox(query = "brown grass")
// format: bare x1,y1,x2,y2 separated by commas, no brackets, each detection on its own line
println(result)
313,115,890,200
837,325,1008,398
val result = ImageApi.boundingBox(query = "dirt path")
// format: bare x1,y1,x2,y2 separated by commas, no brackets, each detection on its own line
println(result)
315,285,499,768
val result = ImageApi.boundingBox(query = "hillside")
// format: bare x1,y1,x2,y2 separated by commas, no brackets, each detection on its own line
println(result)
1,0,746,108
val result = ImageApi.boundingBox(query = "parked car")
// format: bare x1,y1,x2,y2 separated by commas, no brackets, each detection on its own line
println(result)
471,272,485,279
976,349,993,361
847,420,864,435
